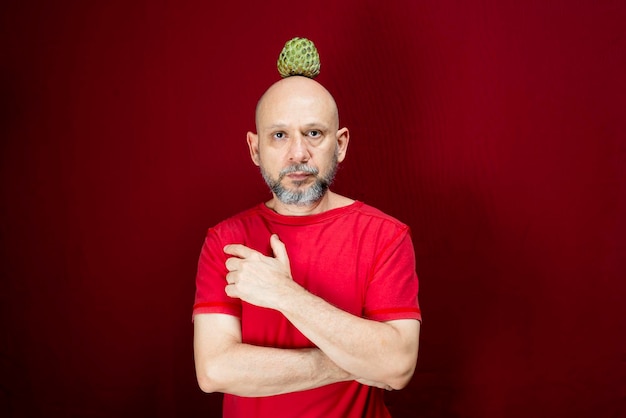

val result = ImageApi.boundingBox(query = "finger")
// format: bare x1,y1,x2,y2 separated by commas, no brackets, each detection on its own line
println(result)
224,243,259,259
224,257,240,272
225,271,236,285
270,234,290,268
224,283,239,298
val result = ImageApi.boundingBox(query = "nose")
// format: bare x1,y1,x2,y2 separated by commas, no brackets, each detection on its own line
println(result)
288,134,310,163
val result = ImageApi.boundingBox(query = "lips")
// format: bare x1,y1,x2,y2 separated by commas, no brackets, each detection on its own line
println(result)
287,172,312,179
284,173,314,186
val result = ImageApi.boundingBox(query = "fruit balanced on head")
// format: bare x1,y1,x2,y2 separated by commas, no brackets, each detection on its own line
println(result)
277,37,321,79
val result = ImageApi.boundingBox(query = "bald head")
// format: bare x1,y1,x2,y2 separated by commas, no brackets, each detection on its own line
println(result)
255,76,339,133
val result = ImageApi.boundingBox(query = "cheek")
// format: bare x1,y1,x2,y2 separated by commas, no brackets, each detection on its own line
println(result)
258,155,282,175
315,148,339,168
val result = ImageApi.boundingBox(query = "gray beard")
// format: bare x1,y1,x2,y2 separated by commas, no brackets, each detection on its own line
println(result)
260,154,338,206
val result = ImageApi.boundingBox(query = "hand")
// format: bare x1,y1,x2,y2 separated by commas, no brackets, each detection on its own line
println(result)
223,234,299,309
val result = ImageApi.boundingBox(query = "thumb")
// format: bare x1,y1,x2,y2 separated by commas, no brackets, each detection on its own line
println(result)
270,234,290,268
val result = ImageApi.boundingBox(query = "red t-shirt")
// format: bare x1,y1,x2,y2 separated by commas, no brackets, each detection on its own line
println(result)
194,201,421,418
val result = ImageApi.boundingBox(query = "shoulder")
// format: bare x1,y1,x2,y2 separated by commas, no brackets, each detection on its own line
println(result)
352,202,409,230
331,201,413,247
207,203,267,239
329,192,406,228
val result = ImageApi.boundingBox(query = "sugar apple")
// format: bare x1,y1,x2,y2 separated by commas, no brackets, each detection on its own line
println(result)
277,37,321,79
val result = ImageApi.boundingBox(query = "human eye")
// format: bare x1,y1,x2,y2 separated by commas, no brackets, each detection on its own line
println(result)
307,130,322,139
272,131,286,140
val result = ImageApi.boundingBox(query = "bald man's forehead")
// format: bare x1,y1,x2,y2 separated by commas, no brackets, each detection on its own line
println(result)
255,78,339,129
256,98,338,132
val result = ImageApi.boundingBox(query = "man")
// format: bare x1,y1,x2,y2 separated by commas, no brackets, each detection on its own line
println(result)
193,75,421,418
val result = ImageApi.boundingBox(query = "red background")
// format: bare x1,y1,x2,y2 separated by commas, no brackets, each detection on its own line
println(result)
1,1,624,417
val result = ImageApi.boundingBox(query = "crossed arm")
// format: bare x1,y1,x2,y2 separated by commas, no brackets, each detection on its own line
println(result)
193,234,420,397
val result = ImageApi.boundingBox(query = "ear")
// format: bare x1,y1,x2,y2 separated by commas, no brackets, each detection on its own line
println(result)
336,127,350,163
246,131,260,166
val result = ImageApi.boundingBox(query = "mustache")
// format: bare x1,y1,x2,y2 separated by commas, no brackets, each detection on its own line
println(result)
278,164,319,180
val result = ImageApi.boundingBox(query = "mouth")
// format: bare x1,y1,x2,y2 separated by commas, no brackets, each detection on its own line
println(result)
285,172,313,181
279,165,318,182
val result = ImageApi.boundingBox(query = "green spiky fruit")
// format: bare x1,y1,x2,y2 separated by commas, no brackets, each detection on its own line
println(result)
277,37,321,79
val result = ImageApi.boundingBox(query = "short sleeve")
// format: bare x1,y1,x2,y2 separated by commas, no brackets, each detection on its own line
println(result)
192,228,242,320
364,227,421,322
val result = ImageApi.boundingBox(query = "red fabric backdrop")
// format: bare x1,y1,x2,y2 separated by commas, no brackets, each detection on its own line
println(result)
1,1,624,417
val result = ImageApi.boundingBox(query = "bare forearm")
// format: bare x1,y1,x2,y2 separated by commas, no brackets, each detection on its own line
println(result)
195,342,351,397
278,289,419,389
